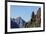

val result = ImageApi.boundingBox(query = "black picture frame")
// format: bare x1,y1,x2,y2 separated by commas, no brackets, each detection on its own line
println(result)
5,0,45,34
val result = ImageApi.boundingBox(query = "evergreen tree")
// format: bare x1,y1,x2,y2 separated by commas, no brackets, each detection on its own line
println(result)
31,11,35,18
31,11,36,27
31,11,35,22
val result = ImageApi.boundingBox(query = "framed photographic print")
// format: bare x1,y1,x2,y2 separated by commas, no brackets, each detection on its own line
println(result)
5,0,45,34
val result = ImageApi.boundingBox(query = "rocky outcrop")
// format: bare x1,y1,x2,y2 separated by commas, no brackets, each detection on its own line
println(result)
26,8,41,28
11,17,26,28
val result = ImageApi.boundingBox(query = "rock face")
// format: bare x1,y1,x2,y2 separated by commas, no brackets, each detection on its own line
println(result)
35,8,41,27
11,18,19,28
26,8,41,27
11,17,26,28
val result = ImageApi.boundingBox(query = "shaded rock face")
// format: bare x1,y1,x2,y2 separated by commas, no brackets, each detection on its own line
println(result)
11,17,26,28
11,19,19,28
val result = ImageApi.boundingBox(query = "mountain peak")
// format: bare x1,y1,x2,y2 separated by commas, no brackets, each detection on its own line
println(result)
11,17,26,28
16,17,22,19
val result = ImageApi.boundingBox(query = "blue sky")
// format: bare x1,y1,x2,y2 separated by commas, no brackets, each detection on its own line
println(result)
10,5,40,22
